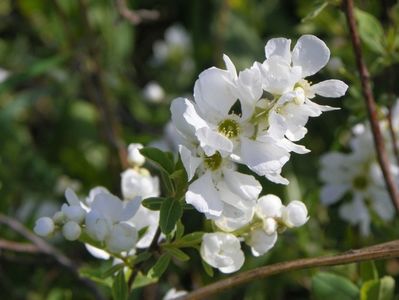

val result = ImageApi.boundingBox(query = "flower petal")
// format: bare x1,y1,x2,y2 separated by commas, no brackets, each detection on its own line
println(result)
186,172,223,218
292,35,330,77
320,184,349,205
179,145,202,181
265,37,292,62
196,127,233,156
310,79,348,98
223,168,262,201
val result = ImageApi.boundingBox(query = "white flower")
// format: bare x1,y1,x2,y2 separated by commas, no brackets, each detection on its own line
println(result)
34,217,55,237
163,288,188,300
61,188,86,224
106,222,138,253
127,143,146,167
200,232,244,273
62,221,81,241
86,186,110,207
121,168,160,200
127,205,160,248
257,35,348,142
85,192,141,246
85,244,111,260
143,81,165,103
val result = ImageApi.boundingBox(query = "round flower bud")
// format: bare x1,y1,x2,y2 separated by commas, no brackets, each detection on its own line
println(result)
34,217,55,237
62,221,81,241
52,211,65,224
106,223,138,253
121,169,159,200
127,143,145,166
282,200,308,228
200,232,244,274
256,194,283,219
263,217,278,235
246,228,277,257
61,204,86,224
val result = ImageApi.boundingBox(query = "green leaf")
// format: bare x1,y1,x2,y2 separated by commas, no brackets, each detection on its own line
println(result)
360,276,395,300
175,220,185,240
101,263,125,279
159,198,183,235
131,272,158,290
170,168,188,198
360,261,378,282
148,254,171,279
164,247,190,262
112,271,128,300
312,272,359,300
201,259,214,277
133,251,152,265
175,232,205,247
140,147,175,174
142,197,165,211
355,9,385,54
301,1,329,23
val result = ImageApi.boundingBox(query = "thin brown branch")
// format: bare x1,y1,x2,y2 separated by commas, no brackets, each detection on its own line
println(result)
183,240,399,300
344,0,399,212
115,0,160,25
0,213,106,300
0,239,40,253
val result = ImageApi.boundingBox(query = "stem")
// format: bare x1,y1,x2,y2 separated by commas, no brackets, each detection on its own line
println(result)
0,213,106,300
183,240,399,300
114,0,160,25
343,0,399,212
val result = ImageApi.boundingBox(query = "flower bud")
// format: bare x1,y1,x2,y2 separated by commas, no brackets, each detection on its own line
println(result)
256,194,283,219
282,200,308,227
127,143,145,166
246,228,277,257
61,204,86,224
263,217,277,235
34,217,55,237
52,211,65,224
62,221,81,241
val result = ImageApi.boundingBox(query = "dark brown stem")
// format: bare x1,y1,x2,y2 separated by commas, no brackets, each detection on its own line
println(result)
183,240,399,300
344,0,399,212
115,0,160,25
0,213,106,300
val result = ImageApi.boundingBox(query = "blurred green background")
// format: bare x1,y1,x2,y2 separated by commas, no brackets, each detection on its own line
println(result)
1,0,399,299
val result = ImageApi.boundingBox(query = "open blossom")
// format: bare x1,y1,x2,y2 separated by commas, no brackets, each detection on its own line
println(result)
320,123,396,235
200,232,244,273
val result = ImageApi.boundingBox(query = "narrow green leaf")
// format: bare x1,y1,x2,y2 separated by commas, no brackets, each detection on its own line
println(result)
175,220,185,240
175,232,205,247
142,197,165,211
131,272,158,290
201,259,214,277
312,272,359,300
355,9,385,54
133,251,152,265
301,1,329,22
101,263,125,279
164,247,190,262
160,198,183,235
170,168,188,198
360,261,378,282
361,276,395,300
140,147,175,174
112,270,128,300
148,254,171,279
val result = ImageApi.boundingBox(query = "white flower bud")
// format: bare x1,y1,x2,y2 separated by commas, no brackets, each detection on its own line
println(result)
52,211,65,224
62,221,81,241
263,217,278,235
256,194,283,219
121,169,159,200
106,223,138,253
200,233,244,274
61,203,86,224
34,217,55,237
127,143,145,166
246,228,277,257
282,200,308,228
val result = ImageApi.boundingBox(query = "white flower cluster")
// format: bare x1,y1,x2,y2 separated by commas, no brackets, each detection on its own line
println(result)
320,104,399,235
34,143,161,257
170,35,347,273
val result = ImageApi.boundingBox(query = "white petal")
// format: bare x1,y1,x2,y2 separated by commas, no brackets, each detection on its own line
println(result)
247,229,277,257
91,192,123,221
85,244,111,260
186,172,223,218
179,145,202,181
311,80,348,98
196,127,233,156
292,35,330,77
65,188,80,205
265,37,292,62
282,200,308,227
194,67,236,121
369,189,395,221
119,197,142,221
214,203,254,232
223,54,237,79
223,168,262,201
320,184,349,205
278,138,310,154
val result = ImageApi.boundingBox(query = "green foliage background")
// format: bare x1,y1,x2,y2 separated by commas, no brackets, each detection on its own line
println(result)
1,0,399,299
